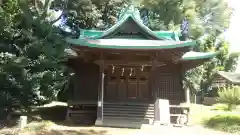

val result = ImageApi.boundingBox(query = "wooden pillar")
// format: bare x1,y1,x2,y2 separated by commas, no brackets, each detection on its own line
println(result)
185,88,190,104
95,53,105,125
181,66,190,104
151,58,160,124
152,56,170,125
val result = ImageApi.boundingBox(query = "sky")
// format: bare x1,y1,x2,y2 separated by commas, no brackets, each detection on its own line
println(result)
225,0,240,54
226,0,240,72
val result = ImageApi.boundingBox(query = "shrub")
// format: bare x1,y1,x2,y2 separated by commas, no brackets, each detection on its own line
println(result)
203,114,240,133
217,86,240,110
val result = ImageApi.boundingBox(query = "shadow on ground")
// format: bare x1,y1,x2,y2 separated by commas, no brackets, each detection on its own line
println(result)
1,105,74,128
30,105,67,122
30,105,97,127
40,129,109,135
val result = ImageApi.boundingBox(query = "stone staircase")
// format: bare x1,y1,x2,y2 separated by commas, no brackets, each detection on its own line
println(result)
101,102,154,128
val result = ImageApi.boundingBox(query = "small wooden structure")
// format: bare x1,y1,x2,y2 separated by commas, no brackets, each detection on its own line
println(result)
212,71,240,87
205,71,240,105
64,6,218,127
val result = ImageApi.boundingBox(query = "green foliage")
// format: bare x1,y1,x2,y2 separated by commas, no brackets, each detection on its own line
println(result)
0,0,70,113
183,67,203,94
199,37,237,95
203,114,240,133
0,0,235,116
217,86,240,110
141,0,184,27
54,0,130,29
140,0,231,38
60,0,232,39
183,35,238,96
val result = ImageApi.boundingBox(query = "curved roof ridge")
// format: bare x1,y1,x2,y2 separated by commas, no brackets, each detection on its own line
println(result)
90,5,174,40
76,6,183,41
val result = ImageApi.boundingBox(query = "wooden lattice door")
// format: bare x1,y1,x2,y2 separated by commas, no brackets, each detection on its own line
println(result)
126,67,150,101
127,76,138,99
106,66,151,102
105,67,118,101
138,67,150,101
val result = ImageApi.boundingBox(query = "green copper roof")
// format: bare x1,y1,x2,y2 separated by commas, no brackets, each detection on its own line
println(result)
66,38,197,50
180,51,218,70
66,6,196,50
80,29,103,38
181,51,220,61
80,29,179,40
77,6,180,40
99,6,161,39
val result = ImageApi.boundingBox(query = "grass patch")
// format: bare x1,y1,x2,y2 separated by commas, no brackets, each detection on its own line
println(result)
24,121,55,132
203,114,240,133
188,104,215,125
211,103,229,111
189,104,240,125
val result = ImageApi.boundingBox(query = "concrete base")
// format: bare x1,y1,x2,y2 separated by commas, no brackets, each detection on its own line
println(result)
141,124,155,130
99,118,151,128
141,124,174,131
153,121,170,126
153,121,160,125
95,119,103,126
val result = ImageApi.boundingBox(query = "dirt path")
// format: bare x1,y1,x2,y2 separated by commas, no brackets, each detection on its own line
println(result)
0,124,236,135
141,125,236,135
49,125,236,135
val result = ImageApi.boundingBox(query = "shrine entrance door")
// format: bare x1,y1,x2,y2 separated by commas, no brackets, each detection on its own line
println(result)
105,66,151,102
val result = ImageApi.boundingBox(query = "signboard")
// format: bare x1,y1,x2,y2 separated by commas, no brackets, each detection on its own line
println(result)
158,99,170,125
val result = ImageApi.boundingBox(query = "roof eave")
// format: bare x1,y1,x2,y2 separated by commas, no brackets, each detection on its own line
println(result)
66,38,197,50
180,51,220,61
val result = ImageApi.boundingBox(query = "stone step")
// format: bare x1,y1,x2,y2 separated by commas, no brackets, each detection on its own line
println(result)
104,113,154,118
103,109,154,115
104,102,154,106
104,106,154,110
100,118,152,128
103,107,154,112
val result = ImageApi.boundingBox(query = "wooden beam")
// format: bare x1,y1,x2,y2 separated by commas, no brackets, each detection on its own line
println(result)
93,60,166,67
104,53,151,61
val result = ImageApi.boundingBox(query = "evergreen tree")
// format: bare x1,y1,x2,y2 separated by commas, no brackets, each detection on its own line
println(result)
0,0,70,113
